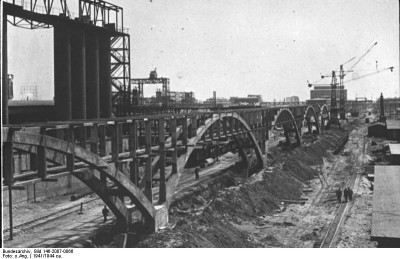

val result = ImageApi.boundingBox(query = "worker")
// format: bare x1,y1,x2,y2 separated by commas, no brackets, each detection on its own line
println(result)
348,188,353,201
335,188,342,203
343,187,349,203
194,167,200,180
102,206,110,223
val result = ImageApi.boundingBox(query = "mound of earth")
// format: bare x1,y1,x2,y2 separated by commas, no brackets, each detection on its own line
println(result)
135,129,347,248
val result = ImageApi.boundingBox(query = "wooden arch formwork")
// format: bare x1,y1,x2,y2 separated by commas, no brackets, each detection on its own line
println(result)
2,112,265,235
2,128,157,232
161,112,265,208
304,106,321,134
273,109,301,147
321,104,330,128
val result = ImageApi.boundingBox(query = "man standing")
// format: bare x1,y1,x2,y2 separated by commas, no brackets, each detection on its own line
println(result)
102,206,110,223
335,188,342,203
348,188,353,201
194,167,200,180
343,187,349,203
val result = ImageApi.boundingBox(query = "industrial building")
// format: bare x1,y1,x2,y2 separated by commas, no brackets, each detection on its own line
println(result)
386,120,400,140
379,97,400,120
284,96,300,104
229,96,259,105
367,123,387,138
310,85,347,101
388,144,400,165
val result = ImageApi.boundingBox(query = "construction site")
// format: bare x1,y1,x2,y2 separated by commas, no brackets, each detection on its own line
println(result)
1,0,400,252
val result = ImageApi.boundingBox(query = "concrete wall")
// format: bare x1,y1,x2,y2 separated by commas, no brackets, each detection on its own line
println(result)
3,172,90,206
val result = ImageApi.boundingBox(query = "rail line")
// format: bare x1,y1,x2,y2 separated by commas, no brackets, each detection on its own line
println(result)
3,197,100,240
285,154,346,247
315,128,366,248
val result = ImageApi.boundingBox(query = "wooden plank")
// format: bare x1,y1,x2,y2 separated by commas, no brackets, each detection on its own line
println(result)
98,124,107,157
78,126,86,148
65,127,74,172
182,116,188,150
191,116,197,138
90,124,98,154
118,123,123,153
170,117,177,175
371,166,400,240
37,145,47,179
129,121,138,185
158,117,166,204
216,113,221,140
111,123,119,167
144,119,153,202
3,142,14,185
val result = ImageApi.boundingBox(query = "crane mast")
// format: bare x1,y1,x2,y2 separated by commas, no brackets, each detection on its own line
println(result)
330,70,339,125
308,41,387,127
339,64,346,120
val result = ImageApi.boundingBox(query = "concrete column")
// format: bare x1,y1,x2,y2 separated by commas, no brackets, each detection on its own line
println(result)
54,23,72,121
99,33,112,118
2,17,9,124
86,31,100,119
71,29,86,119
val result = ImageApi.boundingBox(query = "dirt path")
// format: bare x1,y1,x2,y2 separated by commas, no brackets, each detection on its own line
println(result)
245,125,377,248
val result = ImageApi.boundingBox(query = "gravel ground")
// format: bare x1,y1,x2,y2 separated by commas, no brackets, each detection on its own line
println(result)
3,193,100,231
336,176,377,248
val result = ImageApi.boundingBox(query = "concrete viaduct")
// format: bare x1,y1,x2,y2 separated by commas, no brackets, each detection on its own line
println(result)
2,105,331,233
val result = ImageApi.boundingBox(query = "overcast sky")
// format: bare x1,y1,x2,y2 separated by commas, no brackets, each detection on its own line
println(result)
6,0,399,101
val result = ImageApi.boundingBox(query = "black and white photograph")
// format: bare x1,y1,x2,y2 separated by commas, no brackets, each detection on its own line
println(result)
1,0,399,254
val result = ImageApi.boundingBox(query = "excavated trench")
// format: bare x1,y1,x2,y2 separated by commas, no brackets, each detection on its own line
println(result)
73,127,348,248
128,128,348,248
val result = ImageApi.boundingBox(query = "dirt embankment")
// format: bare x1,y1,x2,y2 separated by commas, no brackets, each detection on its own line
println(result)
135,129,346,248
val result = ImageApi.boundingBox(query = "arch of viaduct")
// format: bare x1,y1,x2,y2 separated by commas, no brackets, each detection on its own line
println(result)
2,105,330,233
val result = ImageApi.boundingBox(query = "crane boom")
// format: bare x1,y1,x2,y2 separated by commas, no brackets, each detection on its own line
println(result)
343,66,394,84
348,42,377,71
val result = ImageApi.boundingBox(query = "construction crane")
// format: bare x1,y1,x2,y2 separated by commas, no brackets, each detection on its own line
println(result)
308,42,381,125
309,65,394,123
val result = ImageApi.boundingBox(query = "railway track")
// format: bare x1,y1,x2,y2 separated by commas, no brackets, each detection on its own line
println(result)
284,154,346,247
314,170,362,248
314,129,366,248
285,127,367,248
3,197,100,240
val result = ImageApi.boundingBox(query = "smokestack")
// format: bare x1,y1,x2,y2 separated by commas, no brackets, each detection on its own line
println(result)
213,91,216,107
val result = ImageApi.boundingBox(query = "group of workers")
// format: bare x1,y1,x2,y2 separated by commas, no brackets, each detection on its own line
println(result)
335,187,353,203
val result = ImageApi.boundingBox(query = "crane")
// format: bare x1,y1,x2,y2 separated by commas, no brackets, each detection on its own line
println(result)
307,41,382,125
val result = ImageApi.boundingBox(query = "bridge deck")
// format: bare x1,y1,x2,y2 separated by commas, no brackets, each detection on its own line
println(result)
371,166,400,241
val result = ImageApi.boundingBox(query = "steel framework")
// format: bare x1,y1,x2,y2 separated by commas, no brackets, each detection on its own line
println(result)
131,78,171,107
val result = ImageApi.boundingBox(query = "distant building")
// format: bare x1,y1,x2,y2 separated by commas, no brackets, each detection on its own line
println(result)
230,97,259,105
248,94,263,103
284,96,299,103
20,85,39,101
204,97,230,107
306,98,329,107
310,85,347,101
378,97,400,120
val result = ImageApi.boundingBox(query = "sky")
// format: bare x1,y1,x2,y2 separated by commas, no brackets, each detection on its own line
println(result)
6,0,400,102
